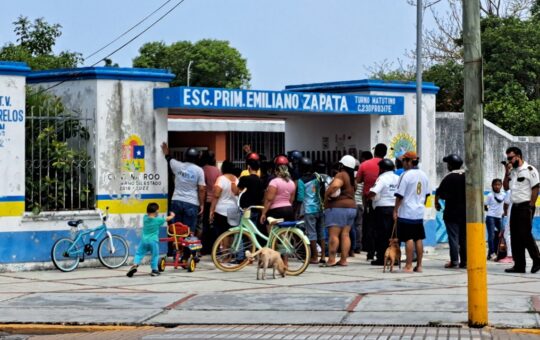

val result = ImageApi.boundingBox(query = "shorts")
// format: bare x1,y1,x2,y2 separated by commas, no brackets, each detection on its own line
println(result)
397,220,426,242
304,212,323,241
267,206,295,222
325,208,356,228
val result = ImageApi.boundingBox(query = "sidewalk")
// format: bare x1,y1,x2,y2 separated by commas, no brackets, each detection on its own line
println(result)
0,246,538,331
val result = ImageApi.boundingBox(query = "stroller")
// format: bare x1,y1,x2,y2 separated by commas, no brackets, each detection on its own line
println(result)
158,222,202,272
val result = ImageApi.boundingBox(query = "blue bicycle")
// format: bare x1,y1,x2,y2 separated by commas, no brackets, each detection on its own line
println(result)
51,208,129,272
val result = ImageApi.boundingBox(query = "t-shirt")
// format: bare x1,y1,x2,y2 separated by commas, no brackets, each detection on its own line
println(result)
395,168,430,222
485,191,505,218
170,159,205,206
203,165,221,203
326,171,356,209
142,215,166,243
238,174,264,208
370,171,399,209
239,169,261,178
268,177,295,210
436,170,466,223
356,157,382,196
509,161,539,204
214,175,239,216
297,173,322,214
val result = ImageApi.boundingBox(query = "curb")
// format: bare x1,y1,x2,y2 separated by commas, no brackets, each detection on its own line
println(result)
0,324,152,335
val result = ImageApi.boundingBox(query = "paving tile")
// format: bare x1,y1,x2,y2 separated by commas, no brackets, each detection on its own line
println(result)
176,293,354,311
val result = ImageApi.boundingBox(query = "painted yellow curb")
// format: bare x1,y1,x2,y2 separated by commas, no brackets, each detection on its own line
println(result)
0,324,152,335
511,329,540,335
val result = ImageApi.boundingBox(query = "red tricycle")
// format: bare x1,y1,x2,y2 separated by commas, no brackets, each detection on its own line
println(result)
158,222,202,272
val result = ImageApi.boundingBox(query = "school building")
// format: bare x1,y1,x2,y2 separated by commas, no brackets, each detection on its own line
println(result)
0,61,537,270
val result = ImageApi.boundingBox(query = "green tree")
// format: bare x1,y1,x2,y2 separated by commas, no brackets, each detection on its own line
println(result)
0,16,82,70
423,61,464,112
133,39,251,88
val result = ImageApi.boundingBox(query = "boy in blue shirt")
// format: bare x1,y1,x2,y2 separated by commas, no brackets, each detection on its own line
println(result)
296,157,326,264
127,203,175,277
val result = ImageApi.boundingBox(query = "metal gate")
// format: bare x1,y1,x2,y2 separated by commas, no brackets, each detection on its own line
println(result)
228,131,284,167
25,104,95,213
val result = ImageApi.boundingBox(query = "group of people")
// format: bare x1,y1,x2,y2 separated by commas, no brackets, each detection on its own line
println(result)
129,141,539,276
434,146,539,274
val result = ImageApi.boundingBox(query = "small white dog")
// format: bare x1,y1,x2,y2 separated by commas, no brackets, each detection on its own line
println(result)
245,247,287,280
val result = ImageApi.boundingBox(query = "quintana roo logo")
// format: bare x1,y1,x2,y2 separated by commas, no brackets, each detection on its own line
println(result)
122,134,145,172
389,133,417,159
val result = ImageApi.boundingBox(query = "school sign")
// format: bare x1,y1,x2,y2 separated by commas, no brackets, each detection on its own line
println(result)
154,86,405,115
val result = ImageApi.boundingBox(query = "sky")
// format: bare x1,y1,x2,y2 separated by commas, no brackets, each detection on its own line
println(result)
1,0,442,90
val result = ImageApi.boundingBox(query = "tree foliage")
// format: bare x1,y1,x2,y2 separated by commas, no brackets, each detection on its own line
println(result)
371,3,540,136
0,16,82,70
133,39,251,88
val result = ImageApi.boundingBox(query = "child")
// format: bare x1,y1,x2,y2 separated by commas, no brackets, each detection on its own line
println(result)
498,189,513,263
127,203,175,277
484,179,505,260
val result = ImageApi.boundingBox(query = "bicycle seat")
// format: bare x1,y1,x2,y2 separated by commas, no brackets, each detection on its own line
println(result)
275,220,304,228
267,217,284,225
67,220,83,227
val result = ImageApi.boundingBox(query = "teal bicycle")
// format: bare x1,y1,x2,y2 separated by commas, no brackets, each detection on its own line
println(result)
51,208,129,272
211,192,311,276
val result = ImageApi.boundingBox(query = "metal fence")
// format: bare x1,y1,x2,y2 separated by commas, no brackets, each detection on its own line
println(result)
25,104,95,212
228,131,285,168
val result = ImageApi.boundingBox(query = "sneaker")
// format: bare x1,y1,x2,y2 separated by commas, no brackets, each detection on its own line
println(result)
498,256,513,264
126,265,138,277
150,270,160,276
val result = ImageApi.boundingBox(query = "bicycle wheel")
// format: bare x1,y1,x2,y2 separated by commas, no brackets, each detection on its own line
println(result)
211,230,255,272
51,238,80,272
98,235,129,269
271,228,310,276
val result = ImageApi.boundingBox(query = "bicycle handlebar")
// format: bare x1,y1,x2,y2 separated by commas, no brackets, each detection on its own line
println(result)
98,206,110,223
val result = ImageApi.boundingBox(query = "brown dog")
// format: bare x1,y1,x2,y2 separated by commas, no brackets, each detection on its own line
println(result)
245,248,287,280
383,238,401,273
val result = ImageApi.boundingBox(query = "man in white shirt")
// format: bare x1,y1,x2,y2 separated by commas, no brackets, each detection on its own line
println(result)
502,146,540,274
393,151,430,273
161,143,206,234
368,159,400,265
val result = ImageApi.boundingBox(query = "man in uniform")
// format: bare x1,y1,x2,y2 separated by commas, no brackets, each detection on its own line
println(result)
503,146,540,274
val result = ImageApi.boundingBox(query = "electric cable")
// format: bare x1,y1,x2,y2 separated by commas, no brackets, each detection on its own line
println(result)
84,0,174,61
34,0,185,95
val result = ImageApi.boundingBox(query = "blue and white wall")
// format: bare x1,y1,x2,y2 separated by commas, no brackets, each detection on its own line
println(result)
0,66,174,270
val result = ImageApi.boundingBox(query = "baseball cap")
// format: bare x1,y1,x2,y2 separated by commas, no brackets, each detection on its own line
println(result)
402,151,418,160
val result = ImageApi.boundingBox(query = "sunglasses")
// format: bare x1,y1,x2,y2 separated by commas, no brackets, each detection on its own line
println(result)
507,155,516,161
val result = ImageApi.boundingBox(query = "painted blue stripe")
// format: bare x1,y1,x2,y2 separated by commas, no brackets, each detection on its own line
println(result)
285,79,440,94
0,196,25,202
96,193,168,200
0,62,31,76
27,67,175,84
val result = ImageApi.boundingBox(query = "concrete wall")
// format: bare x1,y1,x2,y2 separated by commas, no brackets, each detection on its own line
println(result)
436,112,540,239
435,112,540,189
0,67,174,271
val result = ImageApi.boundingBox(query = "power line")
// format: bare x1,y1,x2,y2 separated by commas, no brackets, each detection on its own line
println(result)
93,0,185,66
35,0,186,95
85,0,174,61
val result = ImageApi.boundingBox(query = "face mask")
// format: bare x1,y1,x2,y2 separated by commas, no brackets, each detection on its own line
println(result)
512,160,520,168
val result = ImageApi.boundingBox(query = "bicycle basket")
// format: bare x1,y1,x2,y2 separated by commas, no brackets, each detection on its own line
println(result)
226,207,242,226
169,222,190,237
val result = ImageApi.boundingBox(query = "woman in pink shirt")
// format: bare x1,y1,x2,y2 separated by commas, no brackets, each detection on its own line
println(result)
260,155,296,231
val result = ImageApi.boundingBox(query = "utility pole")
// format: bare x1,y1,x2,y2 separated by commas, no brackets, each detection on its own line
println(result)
416,0,423,156
187,60,193,87
463,0,488,327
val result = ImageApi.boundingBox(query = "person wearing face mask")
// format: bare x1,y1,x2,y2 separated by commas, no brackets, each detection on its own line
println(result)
435,154,466,269
502,147,540,274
